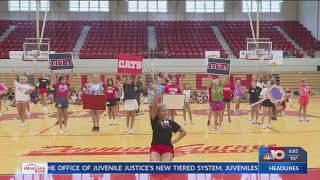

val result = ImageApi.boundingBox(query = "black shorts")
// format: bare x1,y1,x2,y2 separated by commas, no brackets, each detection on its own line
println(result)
55,97,69,109
116,98,121,102
223,99,231,102
261,99,275,107
106,99,117,107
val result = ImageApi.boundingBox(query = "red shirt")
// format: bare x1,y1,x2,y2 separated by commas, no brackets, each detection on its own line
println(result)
208,86,213,103
163,84,182,94
103,85,119,100
55,83,70,98
223,84,235,99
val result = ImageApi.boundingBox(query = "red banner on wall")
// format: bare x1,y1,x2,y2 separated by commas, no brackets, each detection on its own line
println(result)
118,55,143,74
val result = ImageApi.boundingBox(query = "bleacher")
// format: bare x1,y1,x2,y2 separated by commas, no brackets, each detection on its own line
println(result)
0,20,319,59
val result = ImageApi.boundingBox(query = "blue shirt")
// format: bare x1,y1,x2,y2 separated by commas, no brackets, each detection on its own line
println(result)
88,82,103,95
156,83,164,95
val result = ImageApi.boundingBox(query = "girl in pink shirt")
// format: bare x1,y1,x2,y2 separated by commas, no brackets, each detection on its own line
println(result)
163,77,182,121
298,73,312,121
50,71,73,135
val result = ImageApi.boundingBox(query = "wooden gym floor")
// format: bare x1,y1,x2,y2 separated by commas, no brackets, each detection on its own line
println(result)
0,96,319,179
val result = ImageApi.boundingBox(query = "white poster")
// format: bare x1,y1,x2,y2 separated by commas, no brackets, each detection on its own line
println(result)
205,51,220,59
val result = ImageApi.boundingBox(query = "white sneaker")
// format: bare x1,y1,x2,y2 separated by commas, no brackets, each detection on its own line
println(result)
281,111,285,116
252,120,256,124
298,117,303,122
112,120,117,125
26,112,31,117
108,119,112,125
183,121,187,125
304,118,309,122
43,107,48,114
190,121,194,124
60,129,64,135
89,118,92,122
63,126,68,132
129,129,133,134
19,122,25,127
217,127,222,132
267,124,272,128
125,127,129,132
261,125,266,129
212,127,218,131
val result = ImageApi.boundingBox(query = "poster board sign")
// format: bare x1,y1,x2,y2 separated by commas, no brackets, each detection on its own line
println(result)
162,94,185,110
118,55,143,74
206,58,231,76
49,53,73,71
82,94,106,110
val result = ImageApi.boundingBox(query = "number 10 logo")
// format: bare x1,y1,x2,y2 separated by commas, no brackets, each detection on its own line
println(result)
263,147,286,161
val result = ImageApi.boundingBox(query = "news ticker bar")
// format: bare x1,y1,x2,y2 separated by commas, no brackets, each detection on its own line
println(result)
21,162,307,174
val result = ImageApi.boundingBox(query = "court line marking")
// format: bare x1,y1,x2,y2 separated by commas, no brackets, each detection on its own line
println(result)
238,113,281,133
34,123,57,136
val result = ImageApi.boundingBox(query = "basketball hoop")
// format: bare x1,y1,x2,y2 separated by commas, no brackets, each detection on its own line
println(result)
31,50,41,61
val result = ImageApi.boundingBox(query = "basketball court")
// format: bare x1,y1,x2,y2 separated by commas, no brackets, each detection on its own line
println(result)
1,96,320,179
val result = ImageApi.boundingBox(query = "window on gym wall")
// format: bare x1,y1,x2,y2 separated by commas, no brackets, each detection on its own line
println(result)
243,0,281,12
128,0,167,12
9,0,50,11
186,0,224,13
69,0,109,12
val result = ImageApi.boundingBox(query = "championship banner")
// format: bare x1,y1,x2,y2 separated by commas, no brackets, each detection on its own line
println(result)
206,58,231,76
49,53,73,71
205,51,220,59
118,55,143,74
82,94,106,110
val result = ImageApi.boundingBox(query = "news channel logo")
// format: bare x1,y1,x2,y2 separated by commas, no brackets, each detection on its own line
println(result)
263,147,285,161
21,162,48,174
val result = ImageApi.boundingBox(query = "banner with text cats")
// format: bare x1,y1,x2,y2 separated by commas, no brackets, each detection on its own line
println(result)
49,53,73,71
118,55,143,74
206,58,231,76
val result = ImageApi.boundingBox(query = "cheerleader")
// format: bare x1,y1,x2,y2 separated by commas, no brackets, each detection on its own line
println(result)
114,80,123,115
163,77,182,121
121,74,139,134
256,76,265,114
150,84,187,161
104,78,120,125
182,83,193,125
11,72,35,127
222,77,234,122
298,73,312,122
234,79,244,114
0,83,8,117
50,71,73,135
211,78,224,131
87,75,104,132
247,81,262,124
38,73,50,114
260,81,274,129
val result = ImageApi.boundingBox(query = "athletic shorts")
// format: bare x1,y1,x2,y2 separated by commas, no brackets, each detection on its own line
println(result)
38,88,48,94
211,101,224,111
55,97,69,109
183,102,190,110
150,144,174,157
106,99,117,107
116,98,121,102
223,99,232,103
299,96,309,106
261,99,275,107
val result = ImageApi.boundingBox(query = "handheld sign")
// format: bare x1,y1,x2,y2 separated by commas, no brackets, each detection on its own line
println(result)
206,58,231,76
49,53,73,71
267,86,285,104
118,55,143,74
82,94,106,110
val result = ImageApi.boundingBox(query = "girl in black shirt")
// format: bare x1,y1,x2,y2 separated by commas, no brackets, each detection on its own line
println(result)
121,74,139,134
247,81,262,124
150,85,187,161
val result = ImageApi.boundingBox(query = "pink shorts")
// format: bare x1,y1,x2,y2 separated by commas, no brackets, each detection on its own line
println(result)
211,101,224,111
299,96,309,106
